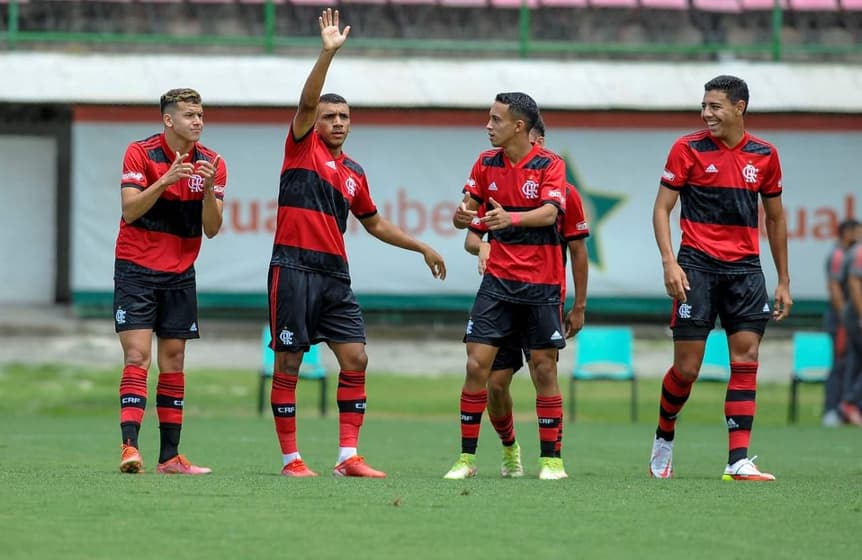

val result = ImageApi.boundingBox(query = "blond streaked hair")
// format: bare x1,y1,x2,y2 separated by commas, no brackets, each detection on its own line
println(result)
160,88,202,115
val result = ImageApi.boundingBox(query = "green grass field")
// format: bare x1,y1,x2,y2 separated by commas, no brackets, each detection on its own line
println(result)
0,364,858,560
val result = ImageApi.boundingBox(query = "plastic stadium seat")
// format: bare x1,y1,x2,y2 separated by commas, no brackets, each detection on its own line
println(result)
540,0,588,5
588,0,638,6
692,0,742,11
788,331,832,424
699,329,731,382
439,0,489,5
569,326,637,423
789,0,838,8
491,0,540,7
258,325,328,416
739,0,787,8
640,0,688,8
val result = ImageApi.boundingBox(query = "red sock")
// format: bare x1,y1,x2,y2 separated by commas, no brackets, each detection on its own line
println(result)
271,372,298,454
460,389,487,454
536,394,562,458
119,365,148,447
489,413,516,447
337,370,366,448
726,362,757,464
656,366,694,441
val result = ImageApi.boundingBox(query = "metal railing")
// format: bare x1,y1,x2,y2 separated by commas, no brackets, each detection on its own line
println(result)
1,0,860,61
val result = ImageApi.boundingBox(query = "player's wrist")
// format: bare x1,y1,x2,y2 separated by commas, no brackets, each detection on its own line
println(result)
510,212,521,227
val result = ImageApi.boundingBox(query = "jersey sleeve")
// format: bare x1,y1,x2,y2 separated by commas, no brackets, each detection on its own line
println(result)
462,158,485,204
213,157,227,200
284,122,314,159
350,174,378,220
120,143,149,191
760,149,783,198
540,157,566,213
660,139,693,190
563,184,590,241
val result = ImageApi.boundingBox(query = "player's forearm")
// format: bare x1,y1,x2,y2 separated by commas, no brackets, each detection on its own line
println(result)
511,204,558,228
849,277,862,316
121,182,168,224
299,50,336,111
464,231,484,256
569,240,588,310
828,281,845,314
202,194,223,238
365,217,425,252
652,207,676,266
765,212,790,285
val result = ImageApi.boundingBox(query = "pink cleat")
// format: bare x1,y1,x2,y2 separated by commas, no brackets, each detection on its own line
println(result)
120,444,144,474
333,455,386,478
156,454,212,475
281,458,318,477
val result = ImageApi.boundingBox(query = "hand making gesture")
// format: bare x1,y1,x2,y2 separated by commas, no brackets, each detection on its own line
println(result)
319,8,351,52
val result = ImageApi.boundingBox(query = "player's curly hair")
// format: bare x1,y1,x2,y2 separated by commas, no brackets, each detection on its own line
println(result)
704,75,749,115
495,92,540,131
160,88,202,115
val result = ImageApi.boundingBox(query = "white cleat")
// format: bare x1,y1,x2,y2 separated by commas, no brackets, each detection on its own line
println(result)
722,456,775,481
649,437,674,479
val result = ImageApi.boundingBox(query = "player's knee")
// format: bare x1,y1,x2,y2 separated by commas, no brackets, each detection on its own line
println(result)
343,348,368,372
123,349,150,369
487,377,508,399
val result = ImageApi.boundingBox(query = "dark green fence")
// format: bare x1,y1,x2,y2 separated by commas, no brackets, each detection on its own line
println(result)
2,0,860,61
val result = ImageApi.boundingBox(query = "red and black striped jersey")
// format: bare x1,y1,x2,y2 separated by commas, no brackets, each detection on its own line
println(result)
115,133,226,277
826,243,852,298
463,144,566,304
271,126,378,279
844,243,862,293
660,130,782,274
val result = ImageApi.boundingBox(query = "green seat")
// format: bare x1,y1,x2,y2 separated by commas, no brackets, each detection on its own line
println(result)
258,325,327,416
569,326,637,423
699,329,730,382
788,331,832,424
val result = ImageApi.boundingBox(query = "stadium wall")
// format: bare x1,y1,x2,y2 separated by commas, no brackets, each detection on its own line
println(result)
1,54,860,316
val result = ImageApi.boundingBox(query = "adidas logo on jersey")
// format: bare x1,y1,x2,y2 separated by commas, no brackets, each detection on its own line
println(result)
326,161,337,169
489,182,498,191
550,330,563,341
705,163,719,173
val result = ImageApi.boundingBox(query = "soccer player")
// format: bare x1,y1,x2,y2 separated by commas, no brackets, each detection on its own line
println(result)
268,9,446,478
445,93,568,480
822,219,859,426
839,229,862,426
115,88,226,475
648,75,791,481
462,118,590,478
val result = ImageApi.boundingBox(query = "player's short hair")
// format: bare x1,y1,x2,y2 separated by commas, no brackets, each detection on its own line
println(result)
320,93,348,105
495,92,539,131
532,115,546,138
838,218,860,236
704,75,749,114
160,88,202,115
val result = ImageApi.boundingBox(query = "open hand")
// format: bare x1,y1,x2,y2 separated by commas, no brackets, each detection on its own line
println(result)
319,8,350,52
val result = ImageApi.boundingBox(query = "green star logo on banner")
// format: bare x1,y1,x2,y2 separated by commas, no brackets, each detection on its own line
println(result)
561,152,626,271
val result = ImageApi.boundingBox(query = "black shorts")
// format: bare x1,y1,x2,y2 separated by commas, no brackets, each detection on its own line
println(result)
464,292,565,351
670,267,771,340
113,273,199,339
268,266,365,352
492,334,531,374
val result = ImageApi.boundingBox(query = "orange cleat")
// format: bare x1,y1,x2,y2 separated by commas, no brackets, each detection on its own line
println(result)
120,444,144,474
333,455,386,478
281,458,318,477
156,454,212,475
839,401,862,427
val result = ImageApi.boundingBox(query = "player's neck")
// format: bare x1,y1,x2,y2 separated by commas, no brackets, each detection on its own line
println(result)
164,130,195,156
327,146,343,158
502,137,534,165
715,127,745,149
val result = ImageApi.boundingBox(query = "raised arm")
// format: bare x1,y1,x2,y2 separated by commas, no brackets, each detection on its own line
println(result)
292,9,351,140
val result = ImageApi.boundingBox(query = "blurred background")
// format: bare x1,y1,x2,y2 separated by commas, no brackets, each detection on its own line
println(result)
1,0,860,329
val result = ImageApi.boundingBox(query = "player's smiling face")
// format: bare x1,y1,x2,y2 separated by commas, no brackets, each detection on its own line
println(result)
486,101,520,148
701,90,744,145
316,102,351,152
164,101,204,144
